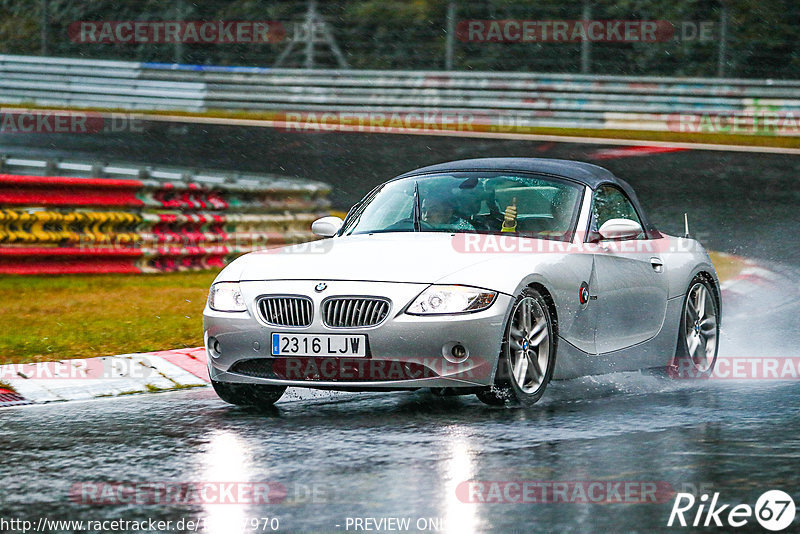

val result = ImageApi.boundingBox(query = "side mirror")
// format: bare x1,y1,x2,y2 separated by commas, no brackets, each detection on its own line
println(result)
311,216,343,238
598,218,643,240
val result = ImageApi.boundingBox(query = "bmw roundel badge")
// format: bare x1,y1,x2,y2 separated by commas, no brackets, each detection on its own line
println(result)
315,282,327,293
579,282,590,307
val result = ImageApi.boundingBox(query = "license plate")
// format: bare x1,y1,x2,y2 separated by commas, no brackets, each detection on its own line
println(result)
271,333,367,357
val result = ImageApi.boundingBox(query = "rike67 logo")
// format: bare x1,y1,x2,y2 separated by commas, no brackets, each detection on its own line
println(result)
668,490,796,531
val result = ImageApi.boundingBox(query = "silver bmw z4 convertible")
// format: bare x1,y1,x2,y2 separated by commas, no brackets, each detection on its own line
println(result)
203,158,720,406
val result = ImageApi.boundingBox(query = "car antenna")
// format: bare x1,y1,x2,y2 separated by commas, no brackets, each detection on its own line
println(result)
684,213,690,238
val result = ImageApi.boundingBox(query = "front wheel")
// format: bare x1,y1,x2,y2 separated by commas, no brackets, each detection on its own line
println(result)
674,275,719,377
477,287,556,406
212,380,287,407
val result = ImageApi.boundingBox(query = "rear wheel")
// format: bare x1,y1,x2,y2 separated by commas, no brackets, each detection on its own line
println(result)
212,380,286,407
477,287,556,406
674,275,719,377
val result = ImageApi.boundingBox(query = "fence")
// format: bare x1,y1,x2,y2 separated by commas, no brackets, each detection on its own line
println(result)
0,155,330,274
1,55,799,135
7,0,800,78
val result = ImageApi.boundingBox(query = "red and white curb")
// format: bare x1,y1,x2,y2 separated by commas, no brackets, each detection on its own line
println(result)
0,387,29,406
0,348,209,407
0,347,355,407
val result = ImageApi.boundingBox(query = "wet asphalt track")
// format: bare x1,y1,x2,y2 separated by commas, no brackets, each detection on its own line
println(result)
1,124,800,533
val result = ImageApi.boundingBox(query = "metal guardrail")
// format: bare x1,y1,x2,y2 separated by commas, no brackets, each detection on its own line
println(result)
1,54,799,132
0,55,206,111
0,155,331,196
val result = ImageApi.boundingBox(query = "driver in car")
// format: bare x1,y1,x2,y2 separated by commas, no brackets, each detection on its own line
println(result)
421,197,474,230
452,181,517,232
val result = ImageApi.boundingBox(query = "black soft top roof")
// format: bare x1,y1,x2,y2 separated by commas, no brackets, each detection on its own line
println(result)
395,157,618,189
393,157,660,237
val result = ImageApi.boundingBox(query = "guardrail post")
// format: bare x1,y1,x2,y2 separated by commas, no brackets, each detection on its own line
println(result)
174,0,185,64
305,0,316,69
581,1,592,74
40,0,48,55
717,1,729,77
91,163,105,178
445,0,456,71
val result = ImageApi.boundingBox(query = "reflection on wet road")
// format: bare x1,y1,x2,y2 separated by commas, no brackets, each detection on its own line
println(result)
1,372,799,532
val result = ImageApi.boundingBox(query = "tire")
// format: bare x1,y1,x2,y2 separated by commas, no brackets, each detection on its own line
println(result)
211,379,286,407
477,287,556,406
674,275,720,377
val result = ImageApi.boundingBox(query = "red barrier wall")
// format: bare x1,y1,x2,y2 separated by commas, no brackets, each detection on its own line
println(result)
0,174,145,207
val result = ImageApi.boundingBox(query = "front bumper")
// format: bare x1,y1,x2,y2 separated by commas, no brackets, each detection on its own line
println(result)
204,280,512,390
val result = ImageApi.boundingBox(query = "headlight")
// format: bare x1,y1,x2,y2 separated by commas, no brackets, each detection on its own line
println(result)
208,282,246,312
406,285,497,315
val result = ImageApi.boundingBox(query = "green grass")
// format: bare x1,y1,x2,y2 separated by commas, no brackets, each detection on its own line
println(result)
0,272,216,365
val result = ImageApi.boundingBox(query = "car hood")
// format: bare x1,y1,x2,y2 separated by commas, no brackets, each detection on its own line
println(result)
221,233,504,286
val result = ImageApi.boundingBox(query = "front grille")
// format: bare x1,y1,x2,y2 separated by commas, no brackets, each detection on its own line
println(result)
322,297,390,328
257,296,313,327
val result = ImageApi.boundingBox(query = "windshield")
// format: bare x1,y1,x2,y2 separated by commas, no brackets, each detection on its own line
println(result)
340,172,584,240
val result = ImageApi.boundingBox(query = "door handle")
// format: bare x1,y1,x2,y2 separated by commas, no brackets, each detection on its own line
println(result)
650,257,664,273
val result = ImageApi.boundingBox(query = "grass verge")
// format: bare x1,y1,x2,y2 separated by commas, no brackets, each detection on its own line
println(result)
0,272,215,365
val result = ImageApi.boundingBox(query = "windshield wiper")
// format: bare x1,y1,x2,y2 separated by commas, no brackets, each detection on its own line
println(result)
412,181,421,232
